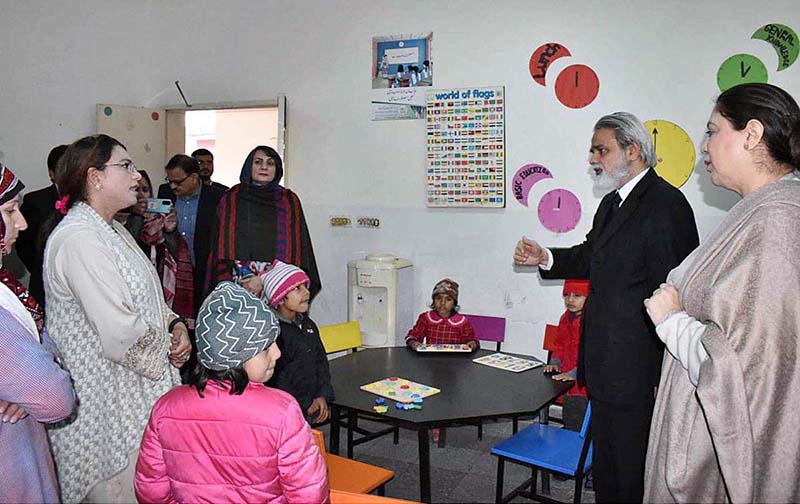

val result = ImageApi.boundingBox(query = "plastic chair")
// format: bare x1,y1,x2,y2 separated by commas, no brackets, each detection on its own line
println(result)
491,402,593,504
330,489,421,503
312,429,394,496
318,321,399,458
463,314,506,352
320,320,363,354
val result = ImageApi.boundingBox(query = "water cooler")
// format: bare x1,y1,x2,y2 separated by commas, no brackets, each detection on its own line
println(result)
347,254,414,347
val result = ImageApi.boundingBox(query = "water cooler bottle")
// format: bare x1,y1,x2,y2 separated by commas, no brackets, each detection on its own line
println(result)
347,254,414,347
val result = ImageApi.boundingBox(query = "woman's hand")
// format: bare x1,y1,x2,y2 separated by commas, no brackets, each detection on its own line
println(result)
169,321,192,368
307,397,330,424
644,283,682,326
466,341,478,351
163,208,177,233
241,276,263,297
407,339,421,350
0,400,29,424
544,364,561,374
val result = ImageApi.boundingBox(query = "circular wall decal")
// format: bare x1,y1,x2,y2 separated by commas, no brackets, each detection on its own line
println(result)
717,54,768,91
538,188,582,233
554,64,599,109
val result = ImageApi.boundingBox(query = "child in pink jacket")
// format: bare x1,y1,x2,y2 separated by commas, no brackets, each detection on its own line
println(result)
135,281,329,503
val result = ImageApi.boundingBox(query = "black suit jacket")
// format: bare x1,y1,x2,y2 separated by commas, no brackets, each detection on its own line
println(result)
541,169,699,405
158,183,225,315
17,184,59,307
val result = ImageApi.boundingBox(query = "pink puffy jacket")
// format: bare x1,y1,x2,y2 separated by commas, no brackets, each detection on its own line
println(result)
135,381,329,503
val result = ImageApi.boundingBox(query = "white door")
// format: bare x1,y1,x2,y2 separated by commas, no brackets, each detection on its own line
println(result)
96,104,167,182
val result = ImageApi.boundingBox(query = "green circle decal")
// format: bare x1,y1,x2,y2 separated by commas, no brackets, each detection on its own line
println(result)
752,23,799,71
717,54,768,92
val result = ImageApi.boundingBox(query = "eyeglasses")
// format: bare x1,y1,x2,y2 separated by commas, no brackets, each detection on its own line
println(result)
103,160,137,175
165,173,192,187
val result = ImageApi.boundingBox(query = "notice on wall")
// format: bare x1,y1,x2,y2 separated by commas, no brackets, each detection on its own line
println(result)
372,32,433,121
425,86,505,208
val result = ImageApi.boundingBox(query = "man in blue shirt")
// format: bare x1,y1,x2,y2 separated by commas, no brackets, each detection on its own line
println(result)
158,155,225,315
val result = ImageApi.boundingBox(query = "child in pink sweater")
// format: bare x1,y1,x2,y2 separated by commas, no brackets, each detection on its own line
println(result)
135,281,329,503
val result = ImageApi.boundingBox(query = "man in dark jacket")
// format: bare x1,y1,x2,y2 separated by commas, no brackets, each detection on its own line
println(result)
16,144,68,308
514,112,699,503
158,154,225,316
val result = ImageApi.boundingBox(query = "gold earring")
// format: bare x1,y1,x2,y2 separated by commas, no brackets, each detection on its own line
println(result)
95,183,101,190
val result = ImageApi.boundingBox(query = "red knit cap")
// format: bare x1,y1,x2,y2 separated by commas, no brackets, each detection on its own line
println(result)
563,279,590,297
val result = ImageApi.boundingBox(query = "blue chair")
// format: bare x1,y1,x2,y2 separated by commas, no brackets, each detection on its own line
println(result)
491,402,592,504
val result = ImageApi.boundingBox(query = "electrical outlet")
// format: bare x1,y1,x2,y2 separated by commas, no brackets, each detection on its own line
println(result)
329,216,352,227
356,217,381,228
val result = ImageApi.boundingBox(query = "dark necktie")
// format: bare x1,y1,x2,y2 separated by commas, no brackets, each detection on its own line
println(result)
599,191,621,236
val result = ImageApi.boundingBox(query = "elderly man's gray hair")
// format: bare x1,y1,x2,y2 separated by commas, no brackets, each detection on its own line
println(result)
594,112,657,168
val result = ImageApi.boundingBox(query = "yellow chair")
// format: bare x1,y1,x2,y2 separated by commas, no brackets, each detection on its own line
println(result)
330,489,421,504
319,320,363,354
312,430,394,496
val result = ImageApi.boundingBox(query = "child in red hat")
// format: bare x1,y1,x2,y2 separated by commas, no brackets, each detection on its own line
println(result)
544,279,590,431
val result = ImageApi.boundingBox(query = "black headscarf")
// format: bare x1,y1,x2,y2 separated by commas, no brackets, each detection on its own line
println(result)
239,146,283,191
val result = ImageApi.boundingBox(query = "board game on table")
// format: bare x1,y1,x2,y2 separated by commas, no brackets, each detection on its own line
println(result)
360,376,440,403
414,343,472,352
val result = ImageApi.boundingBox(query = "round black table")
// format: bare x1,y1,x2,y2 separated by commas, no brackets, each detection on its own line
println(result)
328,347,571,503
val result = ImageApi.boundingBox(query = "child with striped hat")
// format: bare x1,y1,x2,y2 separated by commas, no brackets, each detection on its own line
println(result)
261,260,334,424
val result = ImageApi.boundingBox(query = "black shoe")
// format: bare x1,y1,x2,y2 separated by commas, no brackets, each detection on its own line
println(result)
583,474,593,490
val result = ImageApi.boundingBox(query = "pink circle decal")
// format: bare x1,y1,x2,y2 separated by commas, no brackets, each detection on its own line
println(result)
555,64,599,109
151,112,160,121
529,43,572,87
512,163,553,207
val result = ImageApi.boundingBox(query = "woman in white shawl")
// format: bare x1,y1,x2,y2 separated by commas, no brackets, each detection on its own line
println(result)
43,135,191,503
643,83,800,502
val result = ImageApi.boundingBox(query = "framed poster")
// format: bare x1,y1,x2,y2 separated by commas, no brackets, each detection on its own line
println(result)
425,86,505,207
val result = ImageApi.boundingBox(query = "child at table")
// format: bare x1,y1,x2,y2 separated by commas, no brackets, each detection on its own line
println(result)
135,281,328,503
405,278,479,351
543,279,589,431
261,260,335,425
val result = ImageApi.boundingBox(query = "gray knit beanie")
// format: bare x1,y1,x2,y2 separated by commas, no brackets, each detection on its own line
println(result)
196,281,281,371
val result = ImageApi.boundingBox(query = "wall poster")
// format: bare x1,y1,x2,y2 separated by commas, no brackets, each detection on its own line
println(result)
425,86,505,207
371,32,433,121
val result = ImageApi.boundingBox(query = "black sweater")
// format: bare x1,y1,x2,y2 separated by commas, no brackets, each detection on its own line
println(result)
268,314,335,416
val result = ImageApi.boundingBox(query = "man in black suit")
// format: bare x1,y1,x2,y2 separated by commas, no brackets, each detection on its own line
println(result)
16,144,68,308
191,148,228,192
514,112,698,503
158,154,225,316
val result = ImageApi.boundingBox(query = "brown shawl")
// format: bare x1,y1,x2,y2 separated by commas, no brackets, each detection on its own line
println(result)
644,175,800,503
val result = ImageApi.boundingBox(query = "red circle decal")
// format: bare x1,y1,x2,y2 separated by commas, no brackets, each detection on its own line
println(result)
554,64,599,109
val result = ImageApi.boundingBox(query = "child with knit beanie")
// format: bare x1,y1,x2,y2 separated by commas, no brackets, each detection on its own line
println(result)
261,260,335,424
544,279,590,432
405,278,479,351
135,281,328,503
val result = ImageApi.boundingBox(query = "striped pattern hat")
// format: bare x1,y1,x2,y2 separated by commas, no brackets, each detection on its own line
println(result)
260,259,310,308
196,281,280,371
0,163,24,205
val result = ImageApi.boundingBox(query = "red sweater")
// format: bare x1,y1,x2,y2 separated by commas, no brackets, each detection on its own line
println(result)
553,311,587,397
406,311,479,347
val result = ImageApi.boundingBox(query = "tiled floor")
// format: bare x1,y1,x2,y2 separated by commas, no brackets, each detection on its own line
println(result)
318,418,595,503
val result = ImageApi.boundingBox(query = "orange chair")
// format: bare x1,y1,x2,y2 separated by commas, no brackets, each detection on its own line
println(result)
330,489,421,504
312,429,394,496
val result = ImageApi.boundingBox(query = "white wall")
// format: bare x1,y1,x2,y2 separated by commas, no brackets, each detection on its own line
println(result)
1,0,798,358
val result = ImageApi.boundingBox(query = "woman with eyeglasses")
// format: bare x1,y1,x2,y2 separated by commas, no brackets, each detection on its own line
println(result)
206,146,321,301
42,134,190,503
